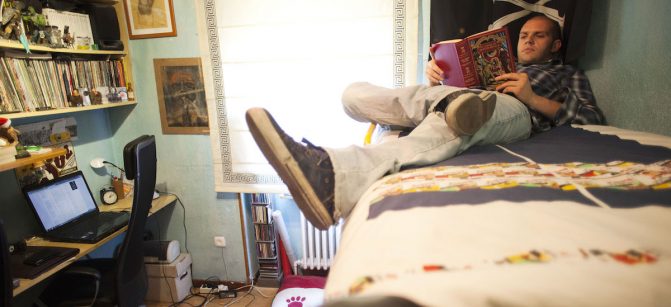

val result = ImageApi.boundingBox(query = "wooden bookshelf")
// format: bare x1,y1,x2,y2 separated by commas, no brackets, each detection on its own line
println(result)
0,1,134,121
251,193,283,287
0,147,66,173
0,39,126,55
1,101,136,120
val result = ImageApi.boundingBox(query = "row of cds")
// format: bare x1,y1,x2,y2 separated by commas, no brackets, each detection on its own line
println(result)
0,56,126,113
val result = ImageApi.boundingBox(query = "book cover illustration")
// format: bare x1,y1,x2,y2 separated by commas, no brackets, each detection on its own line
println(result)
430,27,516,90
14,117,79,187
468,28,516,90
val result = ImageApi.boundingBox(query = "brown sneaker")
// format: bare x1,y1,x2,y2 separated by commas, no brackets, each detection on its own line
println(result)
245,108,335,230
445,91,497,136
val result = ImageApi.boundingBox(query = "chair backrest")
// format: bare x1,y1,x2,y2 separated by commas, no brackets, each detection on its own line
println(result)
116,135,156,307
0,220,12,307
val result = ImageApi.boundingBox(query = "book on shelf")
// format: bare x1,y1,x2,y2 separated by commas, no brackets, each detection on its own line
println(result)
256,242,276,259
251,198,272,224
254,224,275,241
0,56,127,113
429,27,516,90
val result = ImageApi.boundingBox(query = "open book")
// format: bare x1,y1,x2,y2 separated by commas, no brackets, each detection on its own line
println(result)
430,27,516,90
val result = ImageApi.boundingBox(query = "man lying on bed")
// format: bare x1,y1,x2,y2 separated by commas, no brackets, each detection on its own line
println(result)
245,14,606,230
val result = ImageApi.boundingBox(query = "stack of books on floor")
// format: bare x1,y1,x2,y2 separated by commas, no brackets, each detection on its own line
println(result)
257,255,283,287
251,193,283,287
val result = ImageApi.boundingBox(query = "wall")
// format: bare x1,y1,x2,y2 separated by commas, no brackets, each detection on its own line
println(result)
581,0,671,136
107,0,249,282
0,111,117,242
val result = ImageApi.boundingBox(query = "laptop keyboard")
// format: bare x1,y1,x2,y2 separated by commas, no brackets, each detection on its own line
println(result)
50,212,129,241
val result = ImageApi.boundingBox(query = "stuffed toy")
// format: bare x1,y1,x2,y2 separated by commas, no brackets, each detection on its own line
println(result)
0,117,20,146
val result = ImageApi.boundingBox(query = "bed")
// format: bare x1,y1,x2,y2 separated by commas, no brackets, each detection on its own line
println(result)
323,125,671,306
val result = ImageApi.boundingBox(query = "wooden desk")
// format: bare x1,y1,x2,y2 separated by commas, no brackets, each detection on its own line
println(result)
13,194,177,296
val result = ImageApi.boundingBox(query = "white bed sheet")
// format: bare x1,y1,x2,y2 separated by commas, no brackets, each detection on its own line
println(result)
324,125,671,306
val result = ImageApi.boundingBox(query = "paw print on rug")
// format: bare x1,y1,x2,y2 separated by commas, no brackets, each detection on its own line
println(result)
286,296,306,307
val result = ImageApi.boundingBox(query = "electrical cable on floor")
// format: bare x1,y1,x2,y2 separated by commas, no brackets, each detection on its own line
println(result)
243,293,257,307
156,191,195,306
155,218,178,305
158,191,191,253
154,192,274,306
221,246,229,281
253,286,274,298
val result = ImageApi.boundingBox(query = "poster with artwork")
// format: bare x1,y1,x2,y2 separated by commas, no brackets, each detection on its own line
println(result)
14,117,79,186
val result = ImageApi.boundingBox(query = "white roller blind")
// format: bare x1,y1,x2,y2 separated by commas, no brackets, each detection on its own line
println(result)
197,0,419,192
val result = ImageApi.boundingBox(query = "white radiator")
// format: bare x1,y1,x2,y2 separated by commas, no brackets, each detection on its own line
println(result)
295,212,342,271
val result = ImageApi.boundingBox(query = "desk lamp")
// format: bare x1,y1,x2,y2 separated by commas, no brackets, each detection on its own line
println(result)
91,158,127,202
90,157,125,176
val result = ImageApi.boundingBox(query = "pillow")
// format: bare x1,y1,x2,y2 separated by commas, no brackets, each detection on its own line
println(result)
271,275,326,307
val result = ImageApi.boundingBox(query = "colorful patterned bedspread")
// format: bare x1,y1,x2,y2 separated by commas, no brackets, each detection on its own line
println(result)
368,126,671,219
325,126,671,307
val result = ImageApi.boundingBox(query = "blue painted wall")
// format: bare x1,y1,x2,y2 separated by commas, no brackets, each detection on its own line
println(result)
106,0,248,283
581,0,671,136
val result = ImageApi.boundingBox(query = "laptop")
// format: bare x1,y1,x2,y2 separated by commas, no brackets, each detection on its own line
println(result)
22,171,129,244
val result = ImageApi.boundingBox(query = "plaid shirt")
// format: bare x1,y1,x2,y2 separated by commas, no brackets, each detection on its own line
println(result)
517,60,605,133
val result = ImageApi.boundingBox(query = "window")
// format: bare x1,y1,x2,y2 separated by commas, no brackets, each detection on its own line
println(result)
199,0,420,192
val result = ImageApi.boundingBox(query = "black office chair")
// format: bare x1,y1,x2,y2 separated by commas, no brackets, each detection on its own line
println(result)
40,135,157,307
1,220,12,307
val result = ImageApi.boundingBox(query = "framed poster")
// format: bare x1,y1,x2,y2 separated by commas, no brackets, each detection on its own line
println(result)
123,0,177,39
153,58,210,134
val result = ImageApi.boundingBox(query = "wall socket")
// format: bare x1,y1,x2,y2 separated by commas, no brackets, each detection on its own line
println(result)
214,236,226,247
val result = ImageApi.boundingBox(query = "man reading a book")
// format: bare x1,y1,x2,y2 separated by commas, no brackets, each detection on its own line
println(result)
245,14,605,230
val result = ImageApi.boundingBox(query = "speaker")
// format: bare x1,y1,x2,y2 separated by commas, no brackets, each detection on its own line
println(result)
78,4,124,50
144,240,180,263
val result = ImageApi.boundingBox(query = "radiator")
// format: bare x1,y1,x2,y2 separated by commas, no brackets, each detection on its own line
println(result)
295,212,342,271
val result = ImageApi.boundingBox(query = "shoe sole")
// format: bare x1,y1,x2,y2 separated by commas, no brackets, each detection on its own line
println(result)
245,108,334,230
445,91,497,136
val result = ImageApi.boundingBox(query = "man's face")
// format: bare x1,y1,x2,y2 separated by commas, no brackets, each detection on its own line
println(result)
517,17,561,64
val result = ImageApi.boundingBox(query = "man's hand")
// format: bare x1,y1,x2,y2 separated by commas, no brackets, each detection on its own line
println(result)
495,73,535,104
426,59,444,86
495,72,560,119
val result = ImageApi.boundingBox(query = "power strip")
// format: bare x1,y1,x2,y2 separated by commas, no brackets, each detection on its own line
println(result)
199,285,217,294
199,284,229,294
219,290,237,298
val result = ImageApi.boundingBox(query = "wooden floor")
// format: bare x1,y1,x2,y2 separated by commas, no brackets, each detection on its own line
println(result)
147,287,278,307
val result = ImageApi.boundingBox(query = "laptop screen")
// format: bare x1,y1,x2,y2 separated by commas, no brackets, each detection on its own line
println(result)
24,172,98,232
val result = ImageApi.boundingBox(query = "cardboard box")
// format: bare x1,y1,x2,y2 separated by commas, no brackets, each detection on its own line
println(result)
146,253,193,303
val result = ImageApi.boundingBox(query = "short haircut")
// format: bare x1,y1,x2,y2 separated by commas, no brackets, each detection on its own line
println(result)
527,14,562,42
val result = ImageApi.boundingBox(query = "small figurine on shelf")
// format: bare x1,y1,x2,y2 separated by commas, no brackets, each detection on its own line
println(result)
49,26,63,48
69,88,83,107
22,6,47,42
1,1,25,40
90,88,103,105
0,118,19,147
127,82,135,100
2,13,21,40
36,29,47,44
62,25,74,48
0,117,21,163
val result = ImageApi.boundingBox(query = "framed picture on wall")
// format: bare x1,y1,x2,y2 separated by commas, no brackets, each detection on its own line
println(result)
123,0,177,39
153,58,210,134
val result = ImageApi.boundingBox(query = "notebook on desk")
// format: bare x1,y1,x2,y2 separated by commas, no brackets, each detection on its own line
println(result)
22,171,129,244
